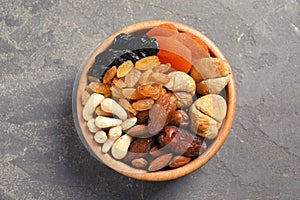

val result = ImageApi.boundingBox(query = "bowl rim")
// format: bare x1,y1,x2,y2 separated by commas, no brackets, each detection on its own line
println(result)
72,20,236,181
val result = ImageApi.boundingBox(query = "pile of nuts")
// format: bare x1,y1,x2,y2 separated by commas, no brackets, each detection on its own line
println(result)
81,53,231,171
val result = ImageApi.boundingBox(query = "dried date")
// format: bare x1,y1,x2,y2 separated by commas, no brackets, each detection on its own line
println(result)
158,126,207,157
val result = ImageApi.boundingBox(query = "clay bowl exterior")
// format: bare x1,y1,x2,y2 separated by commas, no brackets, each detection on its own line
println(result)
72,20,236,181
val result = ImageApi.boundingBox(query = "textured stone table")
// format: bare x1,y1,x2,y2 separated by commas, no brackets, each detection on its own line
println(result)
1,0,299,199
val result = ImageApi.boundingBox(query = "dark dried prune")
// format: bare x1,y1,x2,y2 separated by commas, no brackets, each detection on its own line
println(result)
158,126,207,157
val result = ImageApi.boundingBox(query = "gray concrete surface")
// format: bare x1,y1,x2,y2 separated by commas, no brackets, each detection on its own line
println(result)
1,0,299,199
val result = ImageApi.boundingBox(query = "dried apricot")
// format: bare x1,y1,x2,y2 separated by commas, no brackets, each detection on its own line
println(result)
132,98,154,111
135,56,160,70
117,60,134,78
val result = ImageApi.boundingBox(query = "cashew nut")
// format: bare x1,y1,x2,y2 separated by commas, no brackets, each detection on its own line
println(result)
111,134,134,159
101,98,127,120
94,130,107,143
82,93,104,121
81,90,90,106
87,118,99,133
95,116,122,129
95,106,113,117
102,126,122,153
121,117,137,130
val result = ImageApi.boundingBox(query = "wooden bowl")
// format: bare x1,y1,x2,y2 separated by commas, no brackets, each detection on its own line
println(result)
72,20,236,181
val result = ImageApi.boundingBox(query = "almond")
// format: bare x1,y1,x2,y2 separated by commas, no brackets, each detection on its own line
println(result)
168,155,191,168
127,124,148,137
131,158,148,168
148,153,173,171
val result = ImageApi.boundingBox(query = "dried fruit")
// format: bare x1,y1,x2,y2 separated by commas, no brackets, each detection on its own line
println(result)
190,57,232,83
117,60,134,78
153,63,171,73
196,75,231,95
169,155,191,168
113,77,127,88
135,56,160,70
164,71,196,95
131,158,148,168
189,94,227,139
148,153,173,171
149,72,170,84
125,137,155,162
139,69,154,85
136,110,149,124
148,93,177,135
152,84,166,100
110,86,124,99
122,88,145,100
103,66,117,83
132,98,154,111
118,98,138,116
158,126,207,157
124,68,141,87
174,91,194,108
127,124,148,137
170,110,189,127
87,82,111,95
137,84,160,98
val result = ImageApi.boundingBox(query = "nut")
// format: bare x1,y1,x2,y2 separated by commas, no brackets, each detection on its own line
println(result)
196,75,231,95
168,155,191,168
81,90,90,106
101,98,127,120
111,134,134,159
94,130,107,143
95,116,122,129
95,106,113,117
170,110,189,127
83,93,104,121
127,124,148,137
148,153,173,171
149,146,166,157
87,118,99,133
158,126,207,157
131,158,148,168
164,71,196,95
102,125,122,153
121,117,137,130
103,66,117,84
190,57,232,83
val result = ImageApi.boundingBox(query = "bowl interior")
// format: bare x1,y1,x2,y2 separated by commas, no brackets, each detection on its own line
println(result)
72,20,236,181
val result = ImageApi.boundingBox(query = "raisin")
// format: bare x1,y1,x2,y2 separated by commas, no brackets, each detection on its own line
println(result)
136,110,149,124
132,98,154,111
